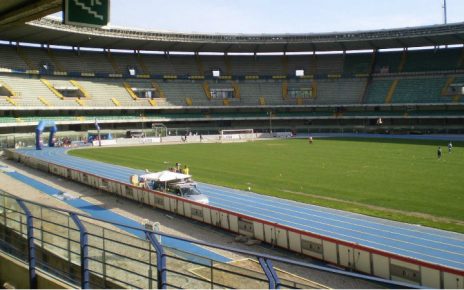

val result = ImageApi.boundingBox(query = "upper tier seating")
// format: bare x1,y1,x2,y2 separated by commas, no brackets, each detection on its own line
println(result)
364,79,394,104
392,76,454,103
286,55,316,76
313,78,366,104
402,48,461,72
1,44,462,75
228,56,284,76
0,46,29,70
313,54,344,75
168,55,201,76
137,54,176,75
111,52,140,74
19,47,56,71
374,51,403,74
1,44,464,108
52,49,114,73
343,53,372,75
200,56,228,75
137,54,201,76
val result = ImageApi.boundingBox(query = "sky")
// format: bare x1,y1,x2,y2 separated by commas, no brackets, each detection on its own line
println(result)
55,0,464,34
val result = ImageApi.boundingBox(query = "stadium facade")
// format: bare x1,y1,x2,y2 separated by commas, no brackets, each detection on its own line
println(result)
0,18,463,138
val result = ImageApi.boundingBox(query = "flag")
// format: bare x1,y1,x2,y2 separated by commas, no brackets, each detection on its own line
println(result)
94,119,100,131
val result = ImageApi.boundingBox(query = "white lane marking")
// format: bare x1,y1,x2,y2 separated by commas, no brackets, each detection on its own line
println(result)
19,148,464,267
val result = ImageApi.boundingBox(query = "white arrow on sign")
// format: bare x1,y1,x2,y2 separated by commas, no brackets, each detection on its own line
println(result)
73,0,104,20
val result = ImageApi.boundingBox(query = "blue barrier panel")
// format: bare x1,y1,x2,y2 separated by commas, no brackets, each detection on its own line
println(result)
16,200,37,289
70,213,89,289
146,232,167,289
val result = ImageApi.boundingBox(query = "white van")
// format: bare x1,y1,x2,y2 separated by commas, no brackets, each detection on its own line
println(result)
137,171,209,204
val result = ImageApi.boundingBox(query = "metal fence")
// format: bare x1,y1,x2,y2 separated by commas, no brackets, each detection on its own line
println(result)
0,135,16,149
0,191,417,289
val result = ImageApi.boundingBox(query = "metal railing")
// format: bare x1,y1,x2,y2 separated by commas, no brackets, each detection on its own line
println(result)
0,191,418,289
33,17,464,45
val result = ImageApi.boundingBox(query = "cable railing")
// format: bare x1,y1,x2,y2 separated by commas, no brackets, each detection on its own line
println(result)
0,190,419,289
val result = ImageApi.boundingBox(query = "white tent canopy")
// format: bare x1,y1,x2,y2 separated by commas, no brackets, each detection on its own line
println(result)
140,170,191,182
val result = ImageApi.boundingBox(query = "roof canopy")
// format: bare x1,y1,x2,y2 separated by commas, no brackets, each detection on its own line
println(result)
1,18,464,53
0,0,60,26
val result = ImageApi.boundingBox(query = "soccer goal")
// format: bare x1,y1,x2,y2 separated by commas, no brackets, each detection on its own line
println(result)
152,123,168,137
220,129,255,142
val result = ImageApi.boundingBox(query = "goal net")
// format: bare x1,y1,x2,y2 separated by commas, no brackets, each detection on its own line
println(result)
152,123,168,137
220,129,255,141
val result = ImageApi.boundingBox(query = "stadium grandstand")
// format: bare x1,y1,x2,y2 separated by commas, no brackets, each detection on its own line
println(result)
1,1,464,289
0,16,463,137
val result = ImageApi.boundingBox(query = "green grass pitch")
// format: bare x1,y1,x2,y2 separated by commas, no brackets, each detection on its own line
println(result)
69,138,464,233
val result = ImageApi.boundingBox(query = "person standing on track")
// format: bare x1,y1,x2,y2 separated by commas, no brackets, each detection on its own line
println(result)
437,146,442,160
448,141,453,153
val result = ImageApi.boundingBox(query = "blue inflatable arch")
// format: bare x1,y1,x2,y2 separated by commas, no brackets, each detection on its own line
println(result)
35,120,57,150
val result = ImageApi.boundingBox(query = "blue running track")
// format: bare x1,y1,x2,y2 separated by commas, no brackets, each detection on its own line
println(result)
16,147,464,271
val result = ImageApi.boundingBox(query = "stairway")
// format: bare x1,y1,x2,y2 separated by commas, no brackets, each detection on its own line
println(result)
195,55,205,75
47,49,66,72
70,80,92,99
385,79,399,104
231,81,241,99
203,81,212,100
16,47,36,70
107,51,122,74
151,80,165,98
41,78,65,100
281,80,288,99
136,54,150,74
123,82,138,100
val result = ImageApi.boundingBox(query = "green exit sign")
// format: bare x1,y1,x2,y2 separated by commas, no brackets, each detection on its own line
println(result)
63,0,110,27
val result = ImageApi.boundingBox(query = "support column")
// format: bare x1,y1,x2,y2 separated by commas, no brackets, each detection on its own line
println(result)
16,200,37,289
146,232,167,289
70,213,89,289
